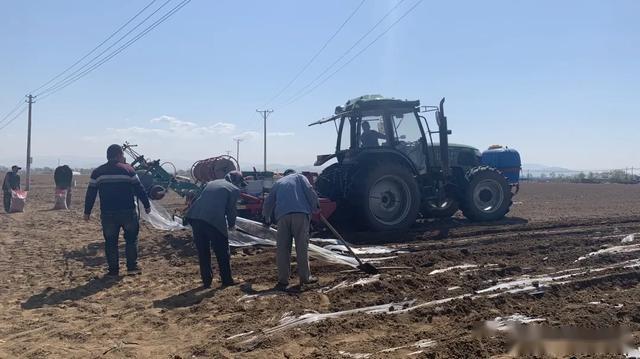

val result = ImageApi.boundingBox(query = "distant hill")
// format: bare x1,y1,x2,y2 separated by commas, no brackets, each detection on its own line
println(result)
522,163,578,174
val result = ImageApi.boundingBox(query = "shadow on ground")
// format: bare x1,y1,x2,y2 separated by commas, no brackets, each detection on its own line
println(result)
21,276,121,309
64,242,105,267
153,287,218,309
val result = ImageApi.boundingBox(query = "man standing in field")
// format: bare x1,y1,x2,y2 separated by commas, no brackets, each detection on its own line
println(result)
2,165,21,213
184,171,244,288
262,169,320,291
84,144,151,277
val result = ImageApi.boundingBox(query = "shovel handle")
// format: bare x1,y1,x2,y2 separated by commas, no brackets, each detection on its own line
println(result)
319,214,365,266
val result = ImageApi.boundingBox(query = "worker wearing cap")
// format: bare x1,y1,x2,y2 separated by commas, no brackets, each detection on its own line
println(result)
262,169,320,291
84,144,151,277
2,165,21,213
184,170,244,288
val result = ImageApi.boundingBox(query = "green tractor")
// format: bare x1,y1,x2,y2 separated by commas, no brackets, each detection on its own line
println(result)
311,95,521,231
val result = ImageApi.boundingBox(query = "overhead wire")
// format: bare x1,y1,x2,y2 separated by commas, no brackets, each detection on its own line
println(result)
30,0,160,95
35,0,176,98
0,98,26,126
36,0,190,100
277,0,407,108
261,0,366,107
0,105,27,131
282,0,424,108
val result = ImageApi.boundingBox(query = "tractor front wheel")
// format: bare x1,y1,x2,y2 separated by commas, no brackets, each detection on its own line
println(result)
461,167,512,221
354,163,420,231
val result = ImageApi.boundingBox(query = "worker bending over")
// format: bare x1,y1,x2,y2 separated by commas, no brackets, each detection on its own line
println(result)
84,144,151,277
54,165,73,208
185,171,245,288
262,169,320,291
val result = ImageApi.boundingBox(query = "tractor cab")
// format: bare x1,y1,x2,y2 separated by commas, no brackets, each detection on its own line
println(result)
310,95,520,232
312,95,427,171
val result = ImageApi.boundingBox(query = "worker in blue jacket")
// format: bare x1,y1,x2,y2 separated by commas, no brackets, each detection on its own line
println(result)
262,169,320,291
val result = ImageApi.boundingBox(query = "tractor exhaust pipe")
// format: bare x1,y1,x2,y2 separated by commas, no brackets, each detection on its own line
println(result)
437,98,450,177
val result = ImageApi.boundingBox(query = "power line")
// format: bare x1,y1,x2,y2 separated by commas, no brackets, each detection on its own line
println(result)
36,0,178,98
284,0,424,107
262,0,366,107
278,0,408,108
0,105,27,131
30,0,160,95
36,0,188,99
0,98,25,126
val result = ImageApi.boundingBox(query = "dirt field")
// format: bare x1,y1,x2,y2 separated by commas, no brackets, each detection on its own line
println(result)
2,176,640,358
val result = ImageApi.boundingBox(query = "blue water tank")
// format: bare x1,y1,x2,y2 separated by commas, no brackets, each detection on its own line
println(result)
481,146,521,184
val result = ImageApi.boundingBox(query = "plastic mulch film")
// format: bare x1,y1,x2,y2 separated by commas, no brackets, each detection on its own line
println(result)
235,217,359,268
139,201,186,231
140,202,359,268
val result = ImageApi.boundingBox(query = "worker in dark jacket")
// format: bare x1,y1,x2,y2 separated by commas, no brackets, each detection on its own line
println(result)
361,121,386,147
185,171,244,288
84,144,151,277
262,169,320,291
54,165,73,208
2,165,21,213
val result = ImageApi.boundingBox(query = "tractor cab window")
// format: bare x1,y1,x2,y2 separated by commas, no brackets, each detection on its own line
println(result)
392,112,422,144
393,112,427,173
359,116,387,148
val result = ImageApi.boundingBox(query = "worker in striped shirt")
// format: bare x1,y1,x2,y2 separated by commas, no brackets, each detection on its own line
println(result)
84,144,151,277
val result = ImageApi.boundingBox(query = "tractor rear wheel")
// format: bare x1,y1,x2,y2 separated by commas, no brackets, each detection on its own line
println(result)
316,163,342,200
354,163,420,231
461,166,512,221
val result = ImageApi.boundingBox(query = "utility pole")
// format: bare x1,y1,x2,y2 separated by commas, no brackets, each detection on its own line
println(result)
234,138,244,166
256,109,273,172
25,94,35,191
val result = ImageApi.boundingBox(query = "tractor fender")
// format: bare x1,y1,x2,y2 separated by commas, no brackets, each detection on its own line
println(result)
350,148,419,175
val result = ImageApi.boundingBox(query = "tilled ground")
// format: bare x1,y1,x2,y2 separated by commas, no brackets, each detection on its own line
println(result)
1,178,640,358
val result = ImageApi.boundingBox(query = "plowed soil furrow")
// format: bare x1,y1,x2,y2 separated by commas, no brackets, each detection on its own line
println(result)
1,178,640,358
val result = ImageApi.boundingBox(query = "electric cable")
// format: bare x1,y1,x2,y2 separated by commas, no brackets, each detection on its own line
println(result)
262,0,366,107
283,0,424,108
0,105,28,131
36,0,189,99
30,0,160,95
0,98,26,126
278,0,408,107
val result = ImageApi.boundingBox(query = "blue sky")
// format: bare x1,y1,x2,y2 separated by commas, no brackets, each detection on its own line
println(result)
1,0,638,170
